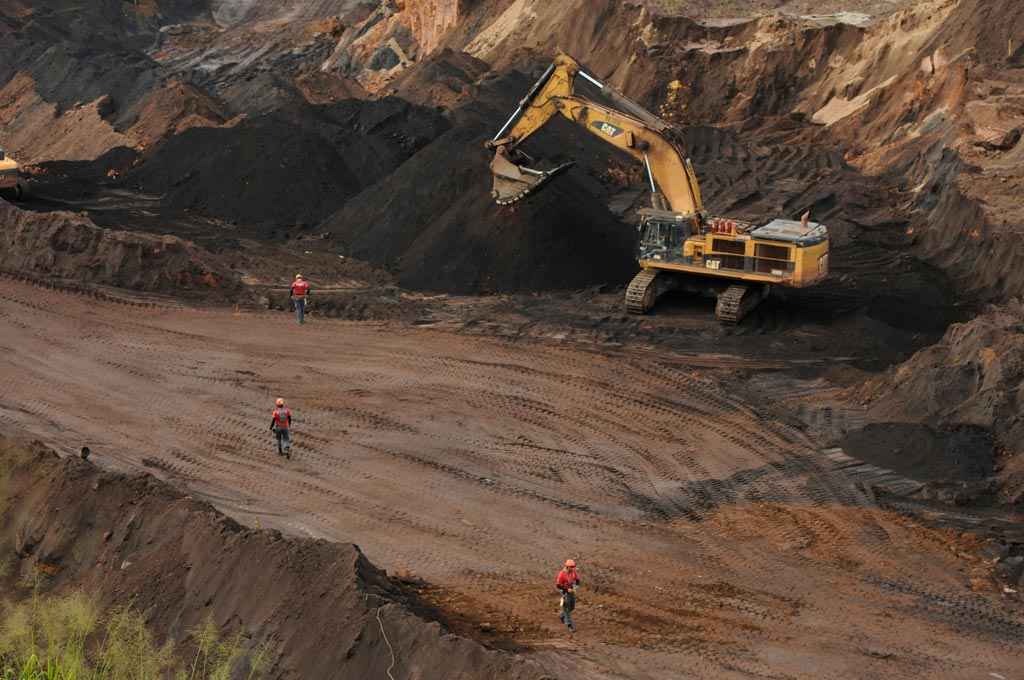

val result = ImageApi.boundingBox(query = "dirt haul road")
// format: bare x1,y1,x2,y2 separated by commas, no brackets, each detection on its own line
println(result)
1,277,1021,679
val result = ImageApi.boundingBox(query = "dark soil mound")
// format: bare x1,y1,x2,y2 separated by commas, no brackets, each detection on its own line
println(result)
0,441,551,680
126,98,449,233
323,69,638,293
860,301,1024,501
0,0,210,124
839,423,995,483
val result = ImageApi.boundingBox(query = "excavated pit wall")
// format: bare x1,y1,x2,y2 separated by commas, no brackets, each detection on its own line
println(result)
0,440,551,680
0,200,241,297
858,299,1024,504
6,0,1024,305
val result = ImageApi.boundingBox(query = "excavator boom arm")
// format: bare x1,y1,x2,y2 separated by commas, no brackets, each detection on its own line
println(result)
487,52,703,216
549,97,702,215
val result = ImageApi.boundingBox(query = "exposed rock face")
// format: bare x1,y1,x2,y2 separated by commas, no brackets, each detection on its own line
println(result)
399,0,465,55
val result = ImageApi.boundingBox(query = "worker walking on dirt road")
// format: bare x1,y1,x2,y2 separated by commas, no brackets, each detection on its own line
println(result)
290,274,311,324
556,559,581,633
270,398,293,458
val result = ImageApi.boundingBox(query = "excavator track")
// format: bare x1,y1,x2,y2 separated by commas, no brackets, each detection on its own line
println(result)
715,284,768,325
625,270,659,314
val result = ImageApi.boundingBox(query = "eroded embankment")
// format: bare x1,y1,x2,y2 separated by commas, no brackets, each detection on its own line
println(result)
0,440,549,680
0,200,241,297
858,300,1024,504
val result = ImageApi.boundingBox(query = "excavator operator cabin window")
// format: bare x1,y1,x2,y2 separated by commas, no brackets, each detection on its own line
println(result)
643,222,668,248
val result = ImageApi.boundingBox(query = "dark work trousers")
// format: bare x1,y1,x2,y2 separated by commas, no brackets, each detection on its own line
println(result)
275,428,292,457
559,590,576,632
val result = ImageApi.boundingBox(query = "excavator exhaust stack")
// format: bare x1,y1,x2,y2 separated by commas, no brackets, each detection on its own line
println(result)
490,147,573,206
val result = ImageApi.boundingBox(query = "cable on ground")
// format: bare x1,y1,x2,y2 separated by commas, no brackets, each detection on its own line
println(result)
377,605,397,680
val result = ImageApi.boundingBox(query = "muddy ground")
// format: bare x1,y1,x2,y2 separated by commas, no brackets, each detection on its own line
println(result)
2,279,1023,679
3,0,1024,677
0,440,546,680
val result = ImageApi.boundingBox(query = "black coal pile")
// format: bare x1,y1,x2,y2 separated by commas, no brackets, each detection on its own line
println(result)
126,98,449,233
322,68,639,293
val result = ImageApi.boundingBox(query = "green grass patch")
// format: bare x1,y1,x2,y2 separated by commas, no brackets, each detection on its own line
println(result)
0,590,268,680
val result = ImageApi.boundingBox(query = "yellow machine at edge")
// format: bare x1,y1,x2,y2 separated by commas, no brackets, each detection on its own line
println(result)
486,52,830,324
0,147,25,200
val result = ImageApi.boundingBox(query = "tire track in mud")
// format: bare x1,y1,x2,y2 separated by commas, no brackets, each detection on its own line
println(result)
2,278,1022,679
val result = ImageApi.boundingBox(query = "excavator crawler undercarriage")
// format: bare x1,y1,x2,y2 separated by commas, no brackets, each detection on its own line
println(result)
714,284,770,325
625,270,660,314
485,51,829,325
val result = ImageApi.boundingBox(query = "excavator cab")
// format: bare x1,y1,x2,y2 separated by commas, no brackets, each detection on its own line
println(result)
637,209,694,263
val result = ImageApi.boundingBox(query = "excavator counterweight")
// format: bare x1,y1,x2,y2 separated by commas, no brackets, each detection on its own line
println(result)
486,52,829,324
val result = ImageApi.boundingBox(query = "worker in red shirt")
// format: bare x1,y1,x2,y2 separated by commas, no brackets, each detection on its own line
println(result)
290,274,311,324
555,559,581,633
269,398,293,458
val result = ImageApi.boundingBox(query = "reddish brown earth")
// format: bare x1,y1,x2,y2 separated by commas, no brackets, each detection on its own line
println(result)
4,0,1024,676
2,278,1023,678
0,440,547,680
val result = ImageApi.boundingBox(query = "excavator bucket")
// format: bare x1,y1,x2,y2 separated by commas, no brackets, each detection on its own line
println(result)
490,147,573,206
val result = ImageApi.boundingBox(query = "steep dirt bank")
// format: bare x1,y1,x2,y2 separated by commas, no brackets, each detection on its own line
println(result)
0,440,548,679
0,0,218,161
0,200,241,297
124,97,449,233
322,68,638,292
789,0,1024,301
858,300,1024,504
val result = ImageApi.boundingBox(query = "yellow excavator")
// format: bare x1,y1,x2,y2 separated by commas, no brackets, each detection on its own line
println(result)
0,148,25,200
486,52,829,324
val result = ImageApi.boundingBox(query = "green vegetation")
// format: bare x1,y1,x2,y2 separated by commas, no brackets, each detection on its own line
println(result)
0,591,268,680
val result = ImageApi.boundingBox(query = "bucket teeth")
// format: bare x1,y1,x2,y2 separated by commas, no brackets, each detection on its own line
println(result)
490,148,573,205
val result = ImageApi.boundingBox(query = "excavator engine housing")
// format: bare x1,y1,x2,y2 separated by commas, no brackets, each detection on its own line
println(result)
637,213,828,289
